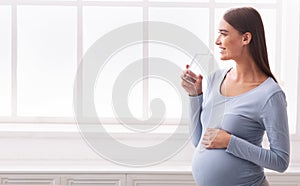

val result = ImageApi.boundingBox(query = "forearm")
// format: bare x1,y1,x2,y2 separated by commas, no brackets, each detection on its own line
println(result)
226,135,289,172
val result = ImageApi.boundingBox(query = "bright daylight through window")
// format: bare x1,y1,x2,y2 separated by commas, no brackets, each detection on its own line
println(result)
0,0,298,137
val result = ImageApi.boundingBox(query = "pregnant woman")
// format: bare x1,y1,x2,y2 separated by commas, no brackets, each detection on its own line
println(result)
181,7,290,186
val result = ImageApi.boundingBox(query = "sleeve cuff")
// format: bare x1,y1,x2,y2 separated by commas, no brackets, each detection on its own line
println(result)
226,135,237,154
189,94,203,100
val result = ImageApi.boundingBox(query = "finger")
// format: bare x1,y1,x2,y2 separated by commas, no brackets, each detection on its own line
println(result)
181,80,188,88
182,75,197,85
208,129,219,139
202,134,214,143
197,75,203,82
181,79,193,88
180,74,186,81
201,139,209,146
186,70,198,78
204,135,214,141
202,131,210,138
201,140,212,148
206,145,214,149
203,132,217,141
184,69,203,81
202,135,209,141
204,130,214,136
206,128,217,132
180,75,189,85
206,128,219,135
184,80,194,87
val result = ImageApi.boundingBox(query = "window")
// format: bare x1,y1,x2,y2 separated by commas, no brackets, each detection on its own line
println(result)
17,6,77,117
0,0,299,137
281,0,300,136
0,6,11,117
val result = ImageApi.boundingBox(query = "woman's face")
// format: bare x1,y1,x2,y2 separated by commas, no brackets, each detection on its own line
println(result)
215,19,245,61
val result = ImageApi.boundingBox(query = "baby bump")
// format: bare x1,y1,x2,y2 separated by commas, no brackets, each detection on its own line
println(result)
192,148,263,186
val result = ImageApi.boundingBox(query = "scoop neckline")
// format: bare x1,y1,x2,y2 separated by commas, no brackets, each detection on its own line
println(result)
218,68,271,99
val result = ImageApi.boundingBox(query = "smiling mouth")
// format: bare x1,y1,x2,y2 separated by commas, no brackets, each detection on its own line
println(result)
219,47,226,52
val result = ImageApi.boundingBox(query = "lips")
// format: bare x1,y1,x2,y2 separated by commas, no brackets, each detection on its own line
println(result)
219,47,226,53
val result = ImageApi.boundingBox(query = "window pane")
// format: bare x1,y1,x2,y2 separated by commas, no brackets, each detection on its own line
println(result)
148,42,210,120
148,78,182,120
148,8,209,119
94,44,143,119
149,8,209,46
259,9,276,74
83,7,143,118
281,0,299,134
17,6,77,116
148,43,187,120
0,6,11,116
83,7,143,53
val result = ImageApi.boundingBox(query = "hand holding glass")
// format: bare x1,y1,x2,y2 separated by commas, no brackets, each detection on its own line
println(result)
182,55,198,84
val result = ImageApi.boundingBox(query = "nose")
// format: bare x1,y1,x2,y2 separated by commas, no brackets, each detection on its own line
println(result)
215,35,221,45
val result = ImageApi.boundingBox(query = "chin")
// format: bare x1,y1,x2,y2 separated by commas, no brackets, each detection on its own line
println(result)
220,56,230,60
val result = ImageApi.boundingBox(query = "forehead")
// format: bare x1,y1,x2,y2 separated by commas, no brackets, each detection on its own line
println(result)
218,19,236,32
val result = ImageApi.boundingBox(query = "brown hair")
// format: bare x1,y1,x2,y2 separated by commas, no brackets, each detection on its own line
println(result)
223,7,277,82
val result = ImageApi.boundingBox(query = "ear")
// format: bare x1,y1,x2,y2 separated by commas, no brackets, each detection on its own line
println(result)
242,32,252,45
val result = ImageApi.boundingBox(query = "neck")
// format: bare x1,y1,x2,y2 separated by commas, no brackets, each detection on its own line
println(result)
231,55,267,83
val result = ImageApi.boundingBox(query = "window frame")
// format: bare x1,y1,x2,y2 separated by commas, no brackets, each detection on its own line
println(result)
0,0,298,138
0,0,300,169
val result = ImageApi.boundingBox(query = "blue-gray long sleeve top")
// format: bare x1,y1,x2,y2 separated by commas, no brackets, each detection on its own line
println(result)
190,69,290,186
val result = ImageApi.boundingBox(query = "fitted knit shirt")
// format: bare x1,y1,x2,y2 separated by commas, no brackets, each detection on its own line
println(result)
189,69,290,186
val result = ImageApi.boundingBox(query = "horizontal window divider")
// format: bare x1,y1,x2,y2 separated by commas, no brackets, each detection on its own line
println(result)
0,1,278,8
0,123,189,133
0,1,79,6
0,117,188,124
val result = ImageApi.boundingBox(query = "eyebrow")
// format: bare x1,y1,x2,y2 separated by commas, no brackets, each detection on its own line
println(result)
218,29,229,32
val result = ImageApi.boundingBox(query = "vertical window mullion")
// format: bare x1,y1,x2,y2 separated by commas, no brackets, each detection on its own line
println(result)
143,0,149,120
275,0,283,84
11,2,17,117
209,0,215,52
77,0,83,118
297,0,300,136
77,0,83,67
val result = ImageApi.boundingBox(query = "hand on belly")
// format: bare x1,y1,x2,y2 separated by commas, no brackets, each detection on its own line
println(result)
201,128,231,149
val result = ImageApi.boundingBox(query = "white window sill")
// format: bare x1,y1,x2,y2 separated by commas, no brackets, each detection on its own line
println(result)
0,123,298,174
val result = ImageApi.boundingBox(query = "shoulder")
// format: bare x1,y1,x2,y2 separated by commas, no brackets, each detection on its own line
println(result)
256,78,286,107
204,67,231,93
206,67,231,84
258,79,288,125
260,78,283,97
